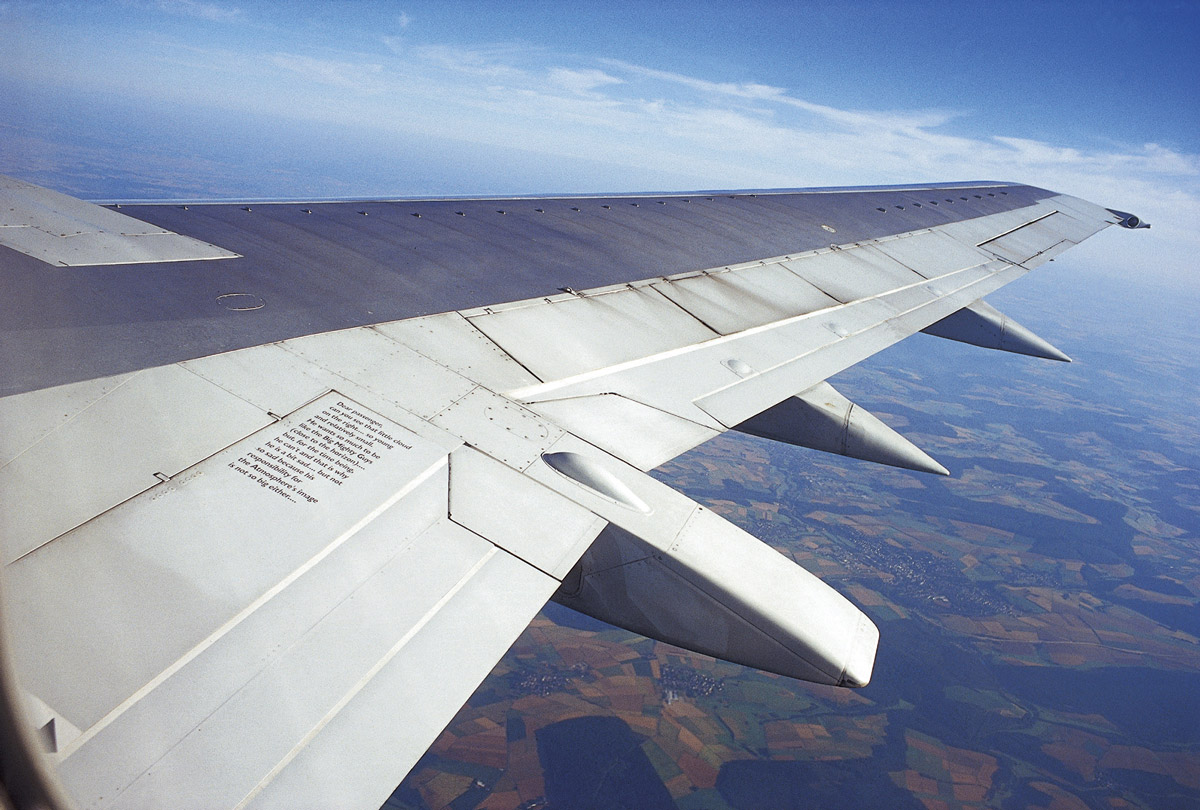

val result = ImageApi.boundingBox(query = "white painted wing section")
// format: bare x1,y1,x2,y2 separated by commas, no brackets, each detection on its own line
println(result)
0,366,274,563
0,175,239,266
504,196,1113,459
230,192,1108,480
5,387,604,810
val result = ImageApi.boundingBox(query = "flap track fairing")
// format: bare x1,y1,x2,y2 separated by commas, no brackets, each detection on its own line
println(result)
922,300,1071,362
733,381,949,476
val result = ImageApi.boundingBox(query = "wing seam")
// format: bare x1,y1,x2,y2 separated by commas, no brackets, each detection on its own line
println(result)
232,545,500,809
459,315,547,387
55,456,449,761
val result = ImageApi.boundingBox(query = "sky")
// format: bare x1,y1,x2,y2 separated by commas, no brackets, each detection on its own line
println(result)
1,0,1198,288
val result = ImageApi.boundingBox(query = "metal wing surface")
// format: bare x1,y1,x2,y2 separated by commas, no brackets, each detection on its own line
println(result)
0,175,1140,809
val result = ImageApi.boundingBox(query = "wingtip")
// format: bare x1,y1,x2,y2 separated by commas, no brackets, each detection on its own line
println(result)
1106,208,1151,229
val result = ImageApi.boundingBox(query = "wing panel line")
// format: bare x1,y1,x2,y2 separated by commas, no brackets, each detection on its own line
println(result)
231,546,499,810
55,456,449,761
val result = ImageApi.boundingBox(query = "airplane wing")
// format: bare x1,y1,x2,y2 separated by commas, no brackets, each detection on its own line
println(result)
0,174,1144,809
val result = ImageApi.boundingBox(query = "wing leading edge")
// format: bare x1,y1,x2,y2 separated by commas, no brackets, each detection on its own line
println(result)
0,176,1143,809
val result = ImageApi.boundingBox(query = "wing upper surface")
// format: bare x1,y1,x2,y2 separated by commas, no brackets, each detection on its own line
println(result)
1,179,1073,397
0,177,1131,809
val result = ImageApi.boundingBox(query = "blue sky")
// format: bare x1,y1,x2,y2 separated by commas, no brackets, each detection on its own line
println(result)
1,0,1197,286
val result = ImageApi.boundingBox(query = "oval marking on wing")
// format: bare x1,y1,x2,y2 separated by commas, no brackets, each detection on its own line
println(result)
216,293,266,311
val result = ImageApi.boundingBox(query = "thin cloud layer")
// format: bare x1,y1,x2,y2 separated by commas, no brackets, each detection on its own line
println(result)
250,39,1197,195
244,37,1196,265
152,0,242,22
2,10,1194,283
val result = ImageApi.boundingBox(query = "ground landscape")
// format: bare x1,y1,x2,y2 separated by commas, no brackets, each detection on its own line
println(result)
386,270,1200,810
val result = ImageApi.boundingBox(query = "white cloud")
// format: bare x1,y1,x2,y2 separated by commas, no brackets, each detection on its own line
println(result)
547,68,622,94
230,41,1197,268
409,42,535,79
153,0,242,22
601,59,962,132
269,53,385,92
